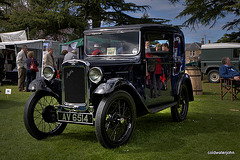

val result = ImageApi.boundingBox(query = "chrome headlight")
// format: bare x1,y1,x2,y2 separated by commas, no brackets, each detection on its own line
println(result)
43,66,56,81
89,67,103,84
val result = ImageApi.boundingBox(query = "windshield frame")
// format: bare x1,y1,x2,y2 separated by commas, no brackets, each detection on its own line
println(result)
84,30,141,57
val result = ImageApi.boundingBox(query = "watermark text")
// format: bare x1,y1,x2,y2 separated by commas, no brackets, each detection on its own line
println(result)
208,151,235,155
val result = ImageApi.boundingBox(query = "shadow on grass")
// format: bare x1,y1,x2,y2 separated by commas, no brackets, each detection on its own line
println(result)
25,109,240,151
126,111,240,153
60,131,98,143
43,126,98,143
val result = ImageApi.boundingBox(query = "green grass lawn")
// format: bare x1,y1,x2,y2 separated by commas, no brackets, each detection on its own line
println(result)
0,81,240,160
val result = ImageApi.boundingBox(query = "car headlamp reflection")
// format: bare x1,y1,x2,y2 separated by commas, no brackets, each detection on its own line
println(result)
43,66,55,81
89,67,103,84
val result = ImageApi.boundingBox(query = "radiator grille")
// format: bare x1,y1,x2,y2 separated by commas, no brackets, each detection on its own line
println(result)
63,67,85,103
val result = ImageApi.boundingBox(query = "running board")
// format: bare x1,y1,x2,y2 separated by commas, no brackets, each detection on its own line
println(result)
149,102,177,113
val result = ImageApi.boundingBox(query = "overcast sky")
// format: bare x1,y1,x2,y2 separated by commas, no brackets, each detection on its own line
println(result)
124,0,238,43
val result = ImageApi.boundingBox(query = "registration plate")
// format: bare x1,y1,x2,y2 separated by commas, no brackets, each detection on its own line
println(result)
57,112,93,125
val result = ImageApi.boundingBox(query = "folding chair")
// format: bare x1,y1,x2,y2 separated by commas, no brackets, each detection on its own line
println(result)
220,78,240,101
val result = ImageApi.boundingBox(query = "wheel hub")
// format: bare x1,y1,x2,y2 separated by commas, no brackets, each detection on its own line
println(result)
107,114,125,125
119,117,125,124
210,73,219,81
42,105,57,123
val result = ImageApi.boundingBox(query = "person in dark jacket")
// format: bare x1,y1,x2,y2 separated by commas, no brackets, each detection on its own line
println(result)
57,50,68,78
26,51,39,92
219,57,240,81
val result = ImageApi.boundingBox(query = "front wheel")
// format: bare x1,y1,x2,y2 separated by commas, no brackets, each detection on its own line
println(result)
24,90,67,139
171,84,189,122
95,90,136,148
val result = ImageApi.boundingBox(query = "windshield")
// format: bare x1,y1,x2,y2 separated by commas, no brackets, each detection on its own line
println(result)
85,31,139,56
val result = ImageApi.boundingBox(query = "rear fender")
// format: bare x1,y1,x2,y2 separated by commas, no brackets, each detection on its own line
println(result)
176,73,194,101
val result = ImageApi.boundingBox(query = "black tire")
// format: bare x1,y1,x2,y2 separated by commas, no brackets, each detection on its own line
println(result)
95,90,136,148
171,84,189,122
207,70,220,83
24,90,67,140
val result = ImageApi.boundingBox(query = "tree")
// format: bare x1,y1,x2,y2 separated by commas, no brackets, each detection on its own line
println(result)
0,0,169,42
217,31,240,42
0,0,88,41
169,0,240,29
74,0,151,28
169,0,240,42
0,0,11,20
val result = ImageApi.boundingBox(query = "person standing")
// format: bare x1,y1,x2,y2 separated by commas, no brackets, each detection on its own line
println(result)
63,50,77,63
16,45,27,92
43,48,55,68
57,50,68,78
26,51,39,92
0,51,5,86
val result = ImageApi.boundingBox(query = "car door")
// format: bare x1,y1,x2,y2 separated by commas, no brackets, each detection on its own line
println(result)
143,31,174,107
231,48,240,70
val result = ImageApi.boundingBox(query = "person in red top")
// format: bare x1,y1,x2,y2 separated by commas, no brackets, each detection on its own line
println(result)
92,44,103,55
145,41,157,97
26,51,39,92
155,43,162,95
155,43,162,75
160,43,169,90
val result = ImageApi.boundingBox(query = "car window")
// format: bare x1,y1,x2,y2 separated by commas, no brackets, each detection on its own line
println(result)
233,48,240,58
85,32,139,56
144,32,172,59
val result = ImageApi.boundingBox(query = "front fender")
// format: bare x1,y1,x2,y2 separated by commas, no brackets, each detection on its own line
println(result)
94,78,149,117
29,77,62,98
94,78,128,94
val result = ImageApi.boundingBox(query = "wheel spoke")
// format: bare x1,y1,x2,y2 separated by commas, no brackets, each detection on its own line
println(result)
34,108,42,115
110,123,119,141
33,95,59,133
37,100,45,110
36,118,43,130
122,102,127,117
34,114,42,120
118,100,121,115
105,121,111,131
48,123,54,132
104,98,132,142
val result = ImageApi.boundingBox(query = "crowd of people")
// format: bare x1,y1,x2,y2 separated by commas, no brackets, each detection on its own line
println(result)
14,45,77,92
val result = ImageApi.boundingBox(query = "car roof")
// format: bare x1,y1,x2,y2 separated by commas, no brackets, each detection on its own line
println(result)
201,43,240,49
84,24,182,34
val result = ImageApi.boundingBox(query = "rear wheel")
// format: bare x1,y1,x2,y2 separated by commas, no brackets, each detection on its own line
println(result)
171,84,189,122
207,70,220,83
24,90,67,139
95,90,136,148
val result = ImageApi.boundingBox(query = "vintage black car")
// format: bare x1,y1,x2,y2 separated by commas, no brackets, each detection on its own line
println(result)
24,24,194,148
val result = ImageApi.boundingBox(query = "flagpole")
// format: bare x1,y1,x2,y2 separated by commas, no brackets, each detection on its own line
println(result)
27,27,30,40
